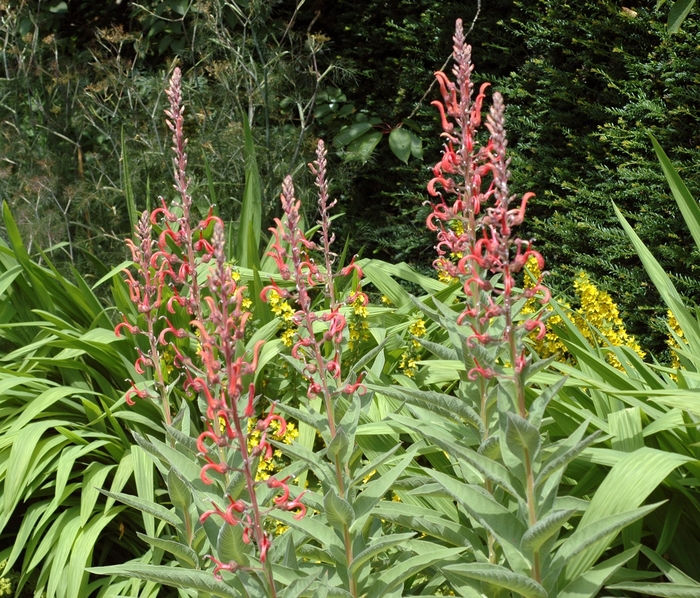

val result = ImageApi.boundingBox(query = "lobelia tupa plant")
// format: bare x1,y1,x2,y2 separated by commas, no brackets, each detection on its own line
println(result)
90,67,309,597
89,65,467,597
87,20,683,598
368,18,673,598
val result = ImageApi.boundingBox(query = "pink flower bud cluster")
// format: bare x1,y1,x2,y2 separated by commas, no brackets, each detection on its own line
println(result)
427,20,550,381
426,19,492,280
116,68,306,570
262,141,367,401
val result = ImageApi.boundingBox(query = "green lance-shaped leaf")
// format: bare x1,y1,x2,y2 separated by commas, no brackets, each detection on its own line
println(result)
640,545,700,585
86,564,240,598
365,546,468,598
398,417,521,504
528,377,566,430
137,533,199,568
535,430,601,488
350,444,401,489
442,562,548,598
167,467,193,514
281,571,322,598
426,469,526,549
565,447,692,581
389,128,413,163
668,0,696,33
217,520,250,567
558,546,639,598
504,411,541,463
98,489,182,528
614,203,700,356
350,446,419,532
325,427,349,463
324,487,355,532
370,384,484,436
606,583,700,597
649,133,700,251
520,509,576,558
546,502,663,589
348,533,416,578
236,116,262,270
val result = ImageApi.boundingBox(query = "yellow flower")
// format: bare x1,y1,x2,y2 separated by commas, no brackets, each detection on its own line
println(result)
351,294,368,318
667,310,685,371
449,219,465,236
281,328,296,347
409,319,427,337
268,289,295,322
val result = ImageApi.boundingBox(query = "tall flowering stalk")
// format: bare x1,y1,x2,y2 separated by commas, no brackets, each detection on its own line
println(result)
116,68,305,595
263,140,367,597
116,67,219,424
427,19,551,583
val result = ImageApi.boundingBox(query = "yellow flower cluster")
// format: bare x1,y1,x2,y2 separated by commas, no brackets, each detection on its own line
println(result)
666,310,685,370
398,318,427,378
347,294,371,352
230,269,252,310
436,220,464,284
248,418,299,482
268,289,297,347
0,561,11,597
572,272,645,367
248,418,299,537
522,258,644,369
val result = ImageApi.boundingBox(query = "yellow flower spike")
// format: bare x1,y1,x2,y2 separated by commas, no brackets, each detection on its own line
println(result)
351,294,368,318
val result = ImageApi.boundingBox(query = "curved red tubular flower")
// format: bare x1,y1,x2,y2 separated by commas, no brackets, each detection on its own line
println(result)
257,404,287,437
259,534,271,563
158,227,181,252
267,476,291,505
196,429,228,455
260,282,290,302
197,212,223,233
205,555,239,581
124,383,151,406
199,498,245,526
467,332,494,348
114,316,140,337
200,459,228,485
467,366,495,381
286,493,307,520
340,258,363,279
157,318,187,345
325,356,341,379
524,319,547,341
166,292,188,314
134,352,152,375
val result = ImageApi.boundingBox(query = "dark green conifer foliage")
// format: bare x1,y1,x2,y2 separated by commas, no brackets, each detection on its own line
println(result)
489,1,700,351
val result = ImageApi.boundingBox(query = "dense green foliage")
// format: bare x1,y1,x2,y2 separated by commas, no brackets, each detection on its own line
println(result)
490,1,700,352
6,0,700,356
2,7,700,596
